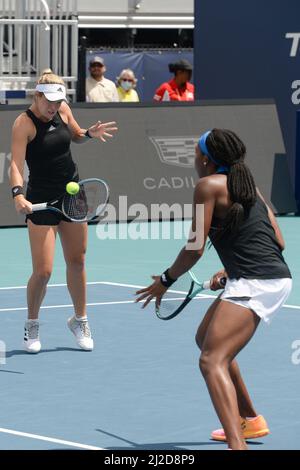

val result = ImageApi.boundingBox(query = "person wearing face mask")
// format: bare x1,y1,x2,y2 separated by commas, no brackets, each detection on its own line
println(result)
116,69,139,103
154,59,194,102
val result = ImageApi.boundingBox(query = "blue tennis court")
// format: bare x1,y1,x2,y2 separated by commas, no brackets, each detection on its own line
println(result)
0,220,299,450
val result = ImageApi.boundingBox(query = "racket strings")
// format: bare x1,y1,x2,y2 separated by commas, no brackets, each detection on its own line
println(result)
63,188,88,221
156,275,195,319
62,180,109,222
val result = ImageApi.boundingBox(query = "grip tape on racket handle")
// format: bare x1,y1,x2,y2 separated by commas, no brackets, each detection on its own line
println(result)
203,280,211,290
32,203,48,212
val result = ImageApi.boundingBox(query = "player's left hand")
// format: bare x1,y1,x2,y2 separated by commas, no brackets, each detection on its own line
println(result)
135,276,168,309
87,121,118,142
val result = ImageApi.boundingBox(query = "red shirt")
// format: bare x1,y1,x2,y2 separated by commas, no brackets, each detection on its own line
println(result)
154,79,195,102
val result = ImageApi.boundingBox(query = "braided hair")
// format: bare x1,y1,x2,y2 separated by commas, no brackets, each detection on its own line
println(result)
206,129,257,237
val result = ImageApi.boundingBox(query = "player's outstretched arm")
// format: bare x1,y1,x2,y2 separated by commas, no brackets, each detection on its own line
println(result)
61,102,118,144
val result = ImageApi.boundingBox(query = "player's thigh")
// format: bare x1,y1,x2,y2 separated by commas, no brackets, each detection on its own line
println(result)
196,297,222,350
201,300,260,363
58,221,88,262
27,220,57,271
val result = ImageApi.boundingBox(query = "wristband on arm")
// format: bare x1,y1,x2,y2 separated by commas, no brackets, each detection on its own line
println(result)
160,269,177,288
85,129,92,138
12,186,24,198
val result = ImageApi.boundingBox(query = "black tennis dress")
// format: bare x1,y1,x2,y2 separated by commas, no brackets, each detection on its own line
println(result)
25,109,79,225
209,196,291,280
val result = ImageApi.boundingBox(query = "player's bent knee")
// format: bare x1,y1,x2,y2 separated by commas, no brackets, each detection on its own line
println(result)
199,351,223,377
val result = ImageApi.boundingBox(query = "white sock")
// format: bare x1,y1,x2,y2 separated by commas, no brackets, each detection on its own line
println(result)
75,315,87,321
26,319,39,323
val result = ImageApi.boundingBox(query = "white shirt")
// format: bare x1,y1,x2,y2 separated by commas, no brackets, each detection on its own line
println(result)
86,77,119,103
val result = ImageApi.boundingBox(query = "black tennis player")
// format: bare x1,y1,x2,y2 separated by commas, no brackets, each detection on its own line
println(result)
135,129,292,450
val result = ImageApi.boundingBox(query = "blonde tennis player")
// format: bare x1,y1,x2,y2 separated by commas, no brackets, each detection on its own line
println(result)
10,70,117,353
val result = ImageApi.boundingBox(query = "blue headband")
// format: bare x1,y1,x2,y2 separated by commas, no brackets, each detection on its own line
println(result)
198,131,229,173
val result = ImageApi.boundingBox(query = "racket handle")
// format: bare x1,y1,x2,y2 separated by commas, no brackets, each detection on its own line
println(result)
32,203,48,212
202,280,211,290
203,277,227,290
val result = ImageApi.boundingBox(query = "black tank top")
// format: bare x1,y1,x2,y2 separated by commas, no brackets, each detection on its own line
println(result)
209,197,291,279
25,109,78,202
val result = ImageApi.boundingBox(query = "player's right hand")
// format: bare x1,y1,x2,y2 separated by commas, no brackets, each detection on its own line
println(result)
210,269,227,291
14,195,33,214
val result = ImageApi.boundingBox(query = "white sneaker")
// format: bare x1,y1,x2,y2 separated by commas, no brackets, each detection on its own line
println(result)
23,320,41,353
67,316,94,351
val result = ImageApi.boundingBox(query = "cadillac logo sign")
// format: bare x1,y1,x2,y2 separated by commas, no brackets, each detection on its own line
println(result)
149,137,198,168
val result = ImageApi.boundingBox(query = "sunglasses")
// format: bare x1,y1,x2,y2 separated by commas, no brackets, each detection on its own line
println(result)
90,63,104,68
121,78,134,82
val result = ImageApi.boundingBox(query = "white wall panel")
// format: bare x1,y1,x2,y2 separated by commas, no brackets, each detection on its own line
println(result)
77,1,128,13
77,0,193,14
134,0,194,13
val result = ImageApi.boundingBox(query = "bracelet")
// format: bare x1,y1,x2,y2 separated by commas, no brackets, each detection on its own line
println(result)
85,129,92,139
160,269,177,288
12,186,24,198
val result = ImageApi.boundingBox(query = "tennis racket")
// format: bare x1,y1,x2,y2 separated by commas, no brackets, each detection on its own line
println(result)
31,178,109,223
156,271,226,320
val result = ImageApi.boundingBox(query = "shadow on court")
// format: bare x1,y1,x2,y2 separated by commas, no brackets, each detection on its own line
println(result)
5,347,89,358
0,369,24,375
95,428,264,450
96,428,223,450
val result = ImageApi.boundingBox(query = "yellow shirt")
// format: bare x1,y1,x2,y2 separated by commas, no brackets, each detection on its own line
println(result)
117,87,139,102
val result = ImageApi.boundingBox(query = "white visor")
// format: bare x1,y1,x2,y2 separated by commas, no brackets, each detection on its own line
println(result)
36,83,68,102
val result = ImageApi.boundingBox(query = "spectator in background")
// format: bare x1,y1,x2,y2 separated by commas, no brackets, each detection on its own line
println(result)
154,59,194,102
116,69,139,102
86,56,119,103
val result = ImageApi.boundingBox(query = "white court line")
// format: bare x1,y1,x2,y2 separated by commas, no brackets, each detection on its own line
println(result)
0,427,104,450
0,280,299,311
0,281,131,291
0,281,209,296
0,297,211,313
0,295,216,313
0,300,136,312
283,304,300,310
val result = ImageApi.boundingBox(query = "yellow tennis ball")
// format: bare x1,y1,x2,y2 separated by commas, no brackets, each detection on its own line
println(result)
66,181,80,195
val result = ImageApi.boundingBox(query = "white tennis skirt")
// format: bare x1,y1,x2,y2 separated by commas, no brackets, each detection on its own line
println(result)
220,277,293,324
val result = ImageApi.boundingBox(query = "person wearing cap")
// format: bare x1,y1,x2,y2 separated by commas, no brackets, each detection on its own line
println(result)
153,59,194,102
9,69,118,354
86,56,119,103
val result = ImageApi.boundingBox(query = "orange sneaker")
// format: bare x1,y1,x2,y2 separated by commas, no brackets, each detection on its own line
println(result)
211,415,270,441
